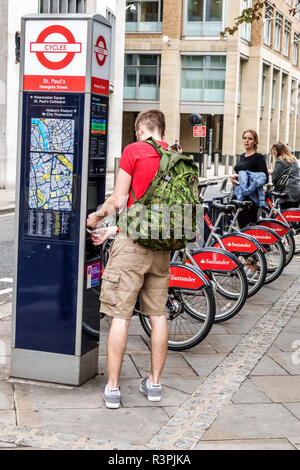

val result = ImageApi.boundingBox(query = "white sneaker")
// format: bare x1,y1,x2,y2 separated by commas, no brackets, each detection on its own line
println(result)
103,385,121,409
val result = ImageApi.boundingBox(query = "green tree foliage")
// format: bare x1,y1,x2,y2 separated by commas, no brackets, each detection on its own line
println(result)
220,1,300,38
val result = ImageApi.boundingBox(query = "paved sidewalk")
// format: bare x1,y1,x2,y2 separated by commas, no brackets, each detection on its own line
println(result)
0,189,15,215
1,256,300,450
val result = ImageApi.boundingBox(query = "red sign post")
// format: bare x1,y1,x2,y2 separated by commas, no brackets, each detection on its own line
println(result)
193,125,206,138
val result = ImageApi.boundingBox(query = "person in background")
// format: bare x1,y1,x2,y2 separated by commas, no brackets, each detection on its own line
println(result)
231,129,269,228
171,140,182,153
271,142,300,209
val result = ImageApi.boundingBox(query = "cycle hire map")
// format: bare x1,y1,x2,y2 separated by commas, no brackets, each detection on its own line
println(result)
29,118,75,212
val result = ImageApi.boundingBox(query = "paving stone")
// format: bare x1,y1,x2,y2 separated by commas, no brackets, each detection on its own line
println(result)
17,407,168,445
273,333,300,352
195,439,295,450
177,340,216,354
0,382,14,410
14,382,106,410
284,403,300,420
118,379,190,408
267,351,300,375
130,353,197,378
231,379,272,404
98,354,140,379
250,356,288,376
201,404,300,440
206,335,244,353
251,376,300,403
183,354,226,377
161,377,203,395
288,436,300,450
0,410,16,427
162,407,178,418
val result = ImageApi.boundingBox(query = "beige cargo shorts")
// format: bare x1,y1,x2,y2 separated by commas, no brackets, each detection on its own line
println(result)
100,233,170,320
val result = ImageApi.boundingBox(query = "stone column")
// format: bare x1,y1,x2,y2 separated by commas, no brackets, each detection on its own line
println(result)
159,0,183,146
0,0,8,188
279,72,291,144
236,55,263,154
223,51,240,157
260,65,273,154
269,68,282,146
296,83,300,152
288,79,298,152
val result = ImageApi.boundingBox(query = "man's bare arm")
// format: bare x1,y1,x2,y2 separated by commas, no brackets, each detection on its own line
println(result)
87,169,132,228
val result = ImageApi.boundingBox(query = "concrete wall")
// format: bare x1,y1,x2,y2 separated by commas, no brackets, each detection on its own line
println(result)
0,0,8,188
6,0,39,188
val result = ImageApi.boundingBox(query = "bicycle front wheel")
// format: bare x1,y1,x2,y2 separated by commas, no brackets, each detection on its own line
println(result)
281,232,295,266
239,250,267,298
263,240,286,284
139,285,215,351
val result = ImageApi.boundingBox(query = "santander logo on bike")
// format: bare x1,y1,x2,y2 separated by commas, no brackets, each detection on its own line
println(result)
170,274,196,283
226,241,252,249
199,259,230,265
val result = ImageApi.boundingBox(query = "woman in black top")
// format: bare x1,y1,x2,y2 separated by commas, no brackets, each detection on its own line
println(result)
232,129,269,228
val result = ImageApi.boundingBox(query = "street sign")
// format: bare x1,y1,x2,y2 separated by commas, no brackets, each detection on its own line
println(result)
193,125,206,137
91,22,111,96
24,20,88,92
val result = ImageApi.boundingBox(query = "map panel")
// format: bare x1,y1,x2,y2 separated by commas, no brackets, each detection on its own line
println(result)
29,152,73,212
30,119,75,153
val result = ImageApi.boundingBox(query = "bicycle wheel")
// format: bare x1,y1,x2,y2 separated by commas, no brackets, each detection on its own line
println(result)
208,267,248,322
239,250,267,298
139,285,215,351
281,232,295,266
294,230,300,255
263,240,286,284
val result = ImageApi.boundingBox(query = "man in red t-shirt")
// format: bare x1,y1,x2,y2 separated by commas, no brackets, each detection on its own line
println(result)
87,110,170,409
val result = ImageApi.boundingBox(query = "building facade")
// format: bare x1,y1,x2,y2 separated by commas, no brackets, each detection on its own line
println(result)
0,0,126,189
122,0,300,159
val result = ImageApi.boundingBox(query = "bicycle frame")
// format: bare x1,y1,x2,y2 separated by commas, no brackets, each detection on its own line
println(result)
264,195,300,233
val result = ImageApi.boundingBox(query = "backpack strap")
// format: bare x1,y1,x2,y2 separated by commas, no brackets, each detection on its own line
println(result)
145,137,170,172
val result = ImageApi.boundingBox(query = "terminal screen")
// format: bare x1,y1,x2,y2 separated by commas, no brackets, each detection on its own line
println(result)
89,94,109,160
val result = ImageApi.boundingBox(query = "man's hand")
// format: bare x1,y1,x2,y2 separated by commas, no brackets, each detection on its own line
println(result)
87,211,102,229
91,226,118,246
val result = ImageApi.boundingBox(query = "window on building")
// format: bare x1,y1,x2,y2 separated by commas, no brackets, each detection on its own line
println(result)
241,0,252,42
272,69,278,109
185,0,224,37
274,12,283,52
124,54,160,100
261,64,268,107
293,32,299,66
125,0,163,32
264,3,273,46
283,20,291,56
181,55,226,102
39,0,86,13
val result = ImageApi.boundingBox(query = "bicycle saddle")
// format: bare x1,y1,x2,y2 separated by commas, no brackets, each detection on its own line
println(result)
230,199,253,208
270,191,288,199
212,202,235,213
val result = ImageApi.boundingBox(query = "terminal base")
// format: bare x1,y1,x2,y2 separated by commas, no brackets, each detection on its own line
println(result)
10,347,98,386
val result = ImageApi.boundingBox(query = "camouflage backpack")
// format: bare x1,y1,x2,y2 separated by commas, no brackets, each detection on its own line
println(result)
118,137,200,251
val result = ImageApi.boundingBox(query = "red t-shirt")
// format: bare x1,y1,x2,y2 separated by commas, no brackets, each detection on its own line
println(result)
119,140,169,207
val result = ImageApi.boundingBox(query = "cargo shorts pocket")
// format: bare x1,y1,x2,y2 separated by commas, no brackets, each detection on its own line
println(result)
100,271,120,306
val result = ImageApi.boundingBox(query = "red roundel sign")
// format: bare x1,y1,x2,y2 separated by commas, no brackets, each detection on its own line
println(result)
94,35,108,67
30,25,82,70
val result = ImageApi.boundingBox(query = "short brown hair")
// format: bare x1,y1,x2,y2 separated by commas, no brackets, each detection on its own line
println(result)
135,109,166,139
242,129,259,151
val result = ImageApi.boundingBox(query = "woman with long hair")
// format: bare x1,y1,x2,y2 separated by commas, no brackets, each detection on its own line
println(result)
271,142,300,209
232,129,269,228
